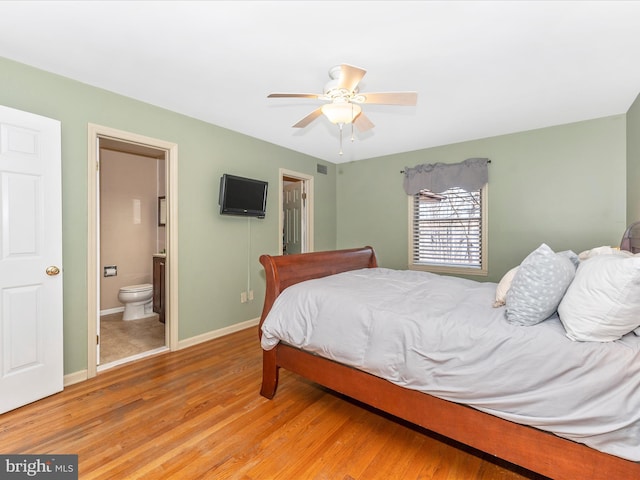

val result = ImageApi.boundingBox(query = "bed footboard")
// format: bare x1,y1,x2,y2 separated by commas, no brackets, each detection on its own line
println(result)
260,349,278,399
258,247,377,398
258,246,377,333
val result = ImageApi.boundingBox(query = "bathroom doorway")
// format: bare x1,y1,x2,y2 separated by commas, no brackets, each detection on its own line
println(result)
87,125,178,378
98,139,166,368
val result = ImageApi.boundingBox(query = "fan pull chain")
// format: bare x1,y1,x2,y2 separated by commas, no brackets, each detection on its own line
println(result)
351,104,356,142
338,124,344,156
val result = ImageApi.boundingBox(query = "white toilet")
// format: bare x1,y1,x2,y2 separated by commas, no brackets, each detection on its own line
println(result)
118,283,154,321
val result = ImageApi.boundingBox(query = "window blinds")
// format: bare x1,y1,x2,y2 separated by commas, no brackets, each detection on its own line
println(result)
411,187,482,268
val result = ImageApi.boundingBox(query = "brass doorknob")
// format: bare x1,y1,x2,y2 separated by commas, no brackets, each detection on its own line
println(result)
46,266,60,276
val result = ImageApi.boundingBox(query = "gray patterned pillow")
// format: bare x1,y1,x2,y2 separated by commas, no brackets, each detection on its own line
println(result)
506,244,578,326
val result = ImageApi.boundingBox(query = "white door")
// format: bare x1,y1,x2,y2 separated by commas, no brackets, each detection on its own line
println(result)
0,105,63,413
283,181,304,255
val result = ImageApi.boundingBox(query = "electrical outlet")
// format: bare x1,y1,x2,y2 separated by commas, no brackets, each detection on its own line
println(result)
248,290,254,301
240,291,247,303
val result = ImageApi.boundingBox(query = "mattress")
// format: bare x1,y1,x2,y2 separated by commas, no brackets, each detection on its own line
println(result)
261,267,640,461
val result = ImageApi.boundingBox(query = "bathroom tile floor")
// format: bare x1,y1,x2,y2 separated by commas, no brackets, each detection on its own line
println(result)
99,312,165,365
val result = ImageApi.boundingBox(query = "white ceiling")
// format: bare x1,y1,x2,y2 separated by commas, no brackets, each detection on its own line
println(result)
1,1,640,164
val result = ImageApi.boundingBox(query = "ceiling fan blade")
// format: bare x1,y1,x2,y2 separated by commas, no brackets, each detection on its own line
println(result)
354,112,375,132
360,92,418,106
268,93,322,99
292,107,323,128
338,64,367,92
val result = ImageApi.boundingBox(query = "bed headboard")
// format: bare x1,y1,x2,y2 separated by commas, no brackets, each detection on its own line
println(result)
620,221,640,253
258,246,378,331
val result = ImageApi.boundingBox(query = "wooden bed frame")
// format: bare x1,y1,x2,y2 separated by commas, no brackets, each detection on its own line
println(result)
258,246,640,480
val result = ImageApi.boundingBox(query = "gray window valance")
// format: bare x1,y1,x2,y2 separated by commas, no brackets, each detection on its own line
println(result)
403,157,489,195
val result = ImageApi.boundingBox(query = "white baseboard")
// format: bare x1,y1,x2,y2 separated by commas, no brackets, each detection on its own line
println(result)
64,369,88,387
177,317,260,350
101,307,125,316
62,317,261,386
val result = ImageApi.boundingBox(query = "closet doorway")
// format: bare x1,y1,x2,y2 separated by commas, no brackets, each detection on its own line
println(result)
87,125,178,378
280,169,314,255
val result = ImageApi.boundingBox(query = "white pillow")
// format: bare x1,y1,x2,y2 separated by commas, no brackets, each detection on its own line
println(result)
505,244,578,326
578,245,632,261
493,266,518,307
558,254,640,342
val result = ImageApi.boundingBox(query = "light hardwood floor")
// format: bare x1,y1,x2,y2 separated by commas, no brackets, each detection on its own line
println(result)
0,328,546,480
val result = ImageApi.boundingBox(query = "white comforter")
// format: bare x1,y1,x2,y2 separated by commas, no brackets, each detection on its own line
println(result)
261,268,640,461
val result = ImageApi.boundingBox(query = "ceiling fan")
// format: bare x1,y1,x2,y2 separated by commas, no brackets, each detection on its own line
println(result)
268,64,418,155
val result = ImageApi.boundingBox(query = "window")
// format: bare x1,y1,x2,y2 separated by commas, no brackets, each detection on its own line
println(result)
409,185,487,275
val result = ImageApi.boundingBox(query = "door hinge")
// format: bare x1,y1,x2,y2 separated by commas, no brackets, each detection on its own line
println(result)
96,335,100,345
96,160,100,172
302,192,307,200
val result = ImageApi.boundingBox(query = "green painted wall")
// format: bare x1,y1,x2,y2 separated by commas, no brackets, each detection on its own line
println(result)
0,57,337,375
1,53,635,377
627,93,640,223
336,115,627,282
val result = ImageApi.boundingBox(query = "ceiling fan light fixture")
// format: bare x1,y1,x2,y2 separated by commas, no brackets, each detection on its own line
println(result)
321,102,362,125
268,63,417,156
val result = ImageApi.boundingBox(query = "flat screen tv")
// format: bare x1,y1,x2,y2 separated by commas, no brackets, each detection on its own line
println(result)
219,174,268,218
